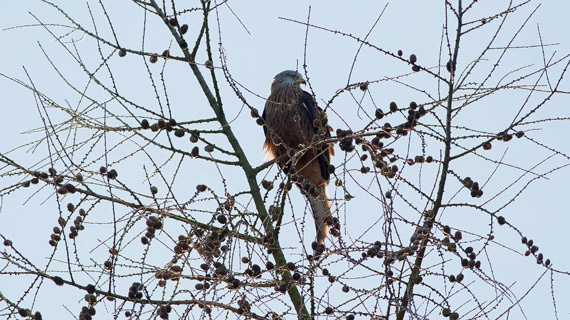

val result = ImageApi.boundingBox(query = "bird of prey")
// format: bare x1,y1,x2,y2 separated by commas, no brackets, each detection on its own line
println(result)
262,70,334,244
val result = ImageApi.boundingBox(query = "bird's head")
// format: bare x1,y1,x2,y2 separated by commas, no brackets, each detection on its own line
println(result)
273,70,306,87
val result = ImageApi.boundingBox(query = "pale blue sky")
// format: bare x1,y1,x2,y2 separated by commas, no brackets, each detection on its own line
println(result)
2,1,570,319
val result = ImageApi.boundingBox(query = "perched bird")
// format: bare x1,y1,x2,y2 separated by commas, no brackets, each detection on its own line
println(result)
262,70,334,244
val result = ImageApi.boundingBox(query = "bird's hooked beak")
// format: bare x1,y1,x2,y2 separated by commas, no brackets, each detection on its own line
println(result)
296,78,306,86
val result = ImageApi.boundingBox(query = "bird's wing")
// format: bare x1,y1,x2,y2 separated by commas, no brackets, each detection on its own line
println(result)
261,107,269,138
300,90,332,182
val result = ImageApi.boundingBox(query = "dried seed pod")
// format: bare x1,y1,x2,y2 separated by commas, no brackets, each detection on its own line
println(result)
107,169,118,180
471,181,479,191
454,231,462,241
409,54,417,64
174,129,185,137
57,186,67,195
180,24,189,34
54,175,64,185
250,108,260,118
412,274,423,284
389,102,398,112
191,146,199,157
446,60,455,72
375,108,384,119
327,164,335,174
53,276,64,286
261,180,273,190
497,216,506,225
64,183,77,194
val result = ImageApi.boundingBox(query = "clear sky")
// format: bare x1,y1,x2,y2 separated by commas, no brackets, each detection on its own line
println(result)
1,1,570,319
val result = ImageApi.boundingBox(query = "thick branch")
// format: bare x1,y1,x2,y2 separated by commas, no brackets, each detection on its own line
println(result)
397,2,463,319
147,1,309,317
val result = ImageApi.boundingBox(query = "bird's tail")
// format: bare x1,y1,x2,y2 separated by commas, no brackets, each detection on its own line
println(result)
308,186,331,244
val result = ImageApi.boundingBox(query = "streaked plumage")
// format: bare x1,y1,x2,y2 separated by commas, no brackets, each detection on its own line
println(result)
262,70,334,244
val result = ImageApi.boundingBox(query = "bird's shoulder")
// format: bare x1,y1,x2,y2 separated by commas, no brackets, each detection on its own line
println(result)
299,90,319,122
